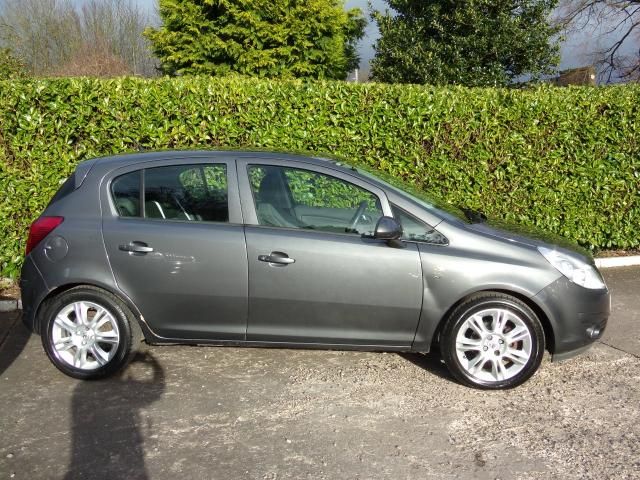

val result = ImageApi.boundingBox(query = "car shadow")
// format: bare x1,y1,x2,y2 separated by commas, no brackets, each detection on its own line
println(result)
64,351,165,480
397,351,454,381
0,313,32,377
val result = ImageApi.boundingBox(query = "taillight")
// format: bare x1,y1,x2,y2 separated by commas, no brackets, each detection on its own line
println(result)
26,216,64,255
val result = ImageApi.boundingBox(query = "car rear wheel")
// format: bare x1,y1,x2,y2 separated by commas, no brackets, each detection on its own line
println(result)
41,286,141,379
440,292,545,389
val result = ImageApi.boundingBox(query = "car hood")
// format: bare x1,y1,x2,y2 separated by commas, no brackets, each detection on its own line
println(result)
464,217,593,261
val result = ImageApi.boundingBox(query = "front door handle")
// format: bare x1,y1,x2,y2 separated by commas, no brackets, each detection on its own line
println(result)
119,241,154,254
258,251,295,265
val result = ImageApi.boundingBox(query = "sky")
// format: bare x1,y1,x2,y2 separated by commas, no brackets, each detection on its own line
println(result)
131,0,633,77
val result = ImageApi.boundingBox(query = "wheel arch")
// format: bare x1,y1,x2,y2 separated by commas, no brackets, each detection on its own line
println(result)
426,288,555,354
33,281,149,340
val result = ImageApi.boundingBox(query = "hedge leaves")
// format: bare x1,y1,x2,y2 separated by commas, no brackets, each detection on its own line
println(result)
0,77,639,277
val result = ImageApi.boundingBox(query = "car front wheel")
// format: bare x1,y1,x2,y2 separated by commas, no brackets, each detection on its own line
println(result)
440,292,545,389
41,286,141,379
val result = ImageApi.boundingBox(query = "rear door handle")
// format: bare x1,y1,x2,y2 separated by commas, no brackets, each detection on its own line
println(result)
258,252,295,265
119,241,154,253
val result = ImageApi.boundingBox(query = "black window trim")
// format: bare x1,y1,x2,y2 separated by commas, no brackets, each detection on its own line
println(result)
140,167,146,219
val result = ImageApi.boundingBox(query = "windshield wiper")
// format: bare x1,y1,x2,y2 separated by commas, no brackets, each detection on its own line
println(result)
461,207,487,224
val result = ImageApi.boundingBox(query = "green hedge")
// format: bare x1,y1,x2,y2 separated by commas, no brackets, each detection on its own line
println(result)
1,77,639,277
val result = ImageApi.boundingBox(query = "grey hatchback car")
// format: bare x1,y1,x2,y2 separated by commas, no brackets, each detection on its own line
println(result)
21,151,610,389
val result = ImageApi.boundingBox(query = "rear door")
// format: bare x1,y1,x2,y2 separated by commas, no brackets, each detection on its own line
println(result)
237,158,424,347
101,156,248,340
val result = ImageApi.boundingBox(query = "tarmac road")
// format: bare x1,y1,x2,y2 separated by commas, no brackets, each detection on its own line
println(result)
0,267,638,480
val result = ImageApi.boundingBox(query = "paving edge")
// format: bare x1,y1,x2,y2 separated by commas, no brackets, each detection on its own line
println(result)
594,255,640,269
0,299,22,312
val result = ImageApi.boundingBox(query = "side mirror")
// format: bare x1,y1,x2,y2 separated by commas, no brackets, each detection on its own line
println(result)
373,216,403,241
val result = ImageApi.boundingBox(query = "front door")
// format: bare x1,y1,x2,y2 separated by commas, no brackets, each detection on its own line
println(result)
102,159,248,340
238,159,423,347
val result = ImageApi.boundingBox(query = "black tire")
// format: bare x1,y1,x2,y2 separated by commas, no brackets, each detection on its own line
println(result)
41,286,142,380
440,292,545,390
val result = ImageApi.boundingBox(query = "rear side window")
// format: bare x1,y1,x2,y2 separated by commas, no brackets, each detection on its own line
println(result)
111,164,228,222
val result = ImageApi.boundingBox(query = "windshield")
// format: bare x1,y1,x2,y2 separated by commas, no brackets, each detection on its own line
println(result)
353,165,470,223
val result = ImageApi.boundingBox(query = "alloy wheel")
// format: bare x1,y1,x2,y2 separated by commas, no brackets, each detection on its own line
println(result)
50,301,120,370
455,308,532,382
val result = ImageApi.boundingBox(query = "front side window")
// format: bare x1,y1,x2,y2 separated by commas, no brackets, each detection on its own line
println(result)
111,164,228,222
392,205,448,245
248,165,383,235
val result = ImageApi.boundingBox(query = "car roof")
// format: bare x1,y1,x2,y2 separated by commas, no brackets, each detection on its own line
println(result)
79,149,354,172
74,149,359,188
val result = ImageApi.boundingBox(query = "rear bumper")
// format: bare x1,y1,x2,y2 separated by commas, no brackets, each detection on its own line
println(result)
534,276,610,359
19,256,49,334
551,343,594,362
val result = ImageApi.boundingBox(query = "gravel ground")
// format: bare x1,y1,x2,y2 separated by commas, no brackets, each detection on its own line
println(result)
0,268,639,480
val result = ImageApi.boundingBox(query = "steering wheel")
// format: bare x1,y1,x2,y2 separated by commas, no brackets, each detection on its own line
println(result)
347,201,368,233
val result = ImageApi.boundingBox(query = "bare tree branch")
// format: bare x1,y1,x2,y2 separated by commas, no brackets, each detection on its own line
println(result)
557,0,640,82
0,0,157,76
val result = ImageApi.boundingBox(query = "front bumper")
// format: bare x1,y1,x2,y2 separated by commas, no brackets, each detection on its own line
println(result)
533,275,610,361
19,256,49,334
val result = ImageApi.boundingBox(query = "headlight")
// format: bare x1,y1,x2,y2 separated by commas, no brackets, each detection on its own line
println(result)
537,246,606,289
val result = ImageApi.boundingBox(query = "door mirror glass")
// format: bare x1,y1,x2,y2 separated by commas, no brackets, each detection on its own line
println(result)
374,216,402,240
